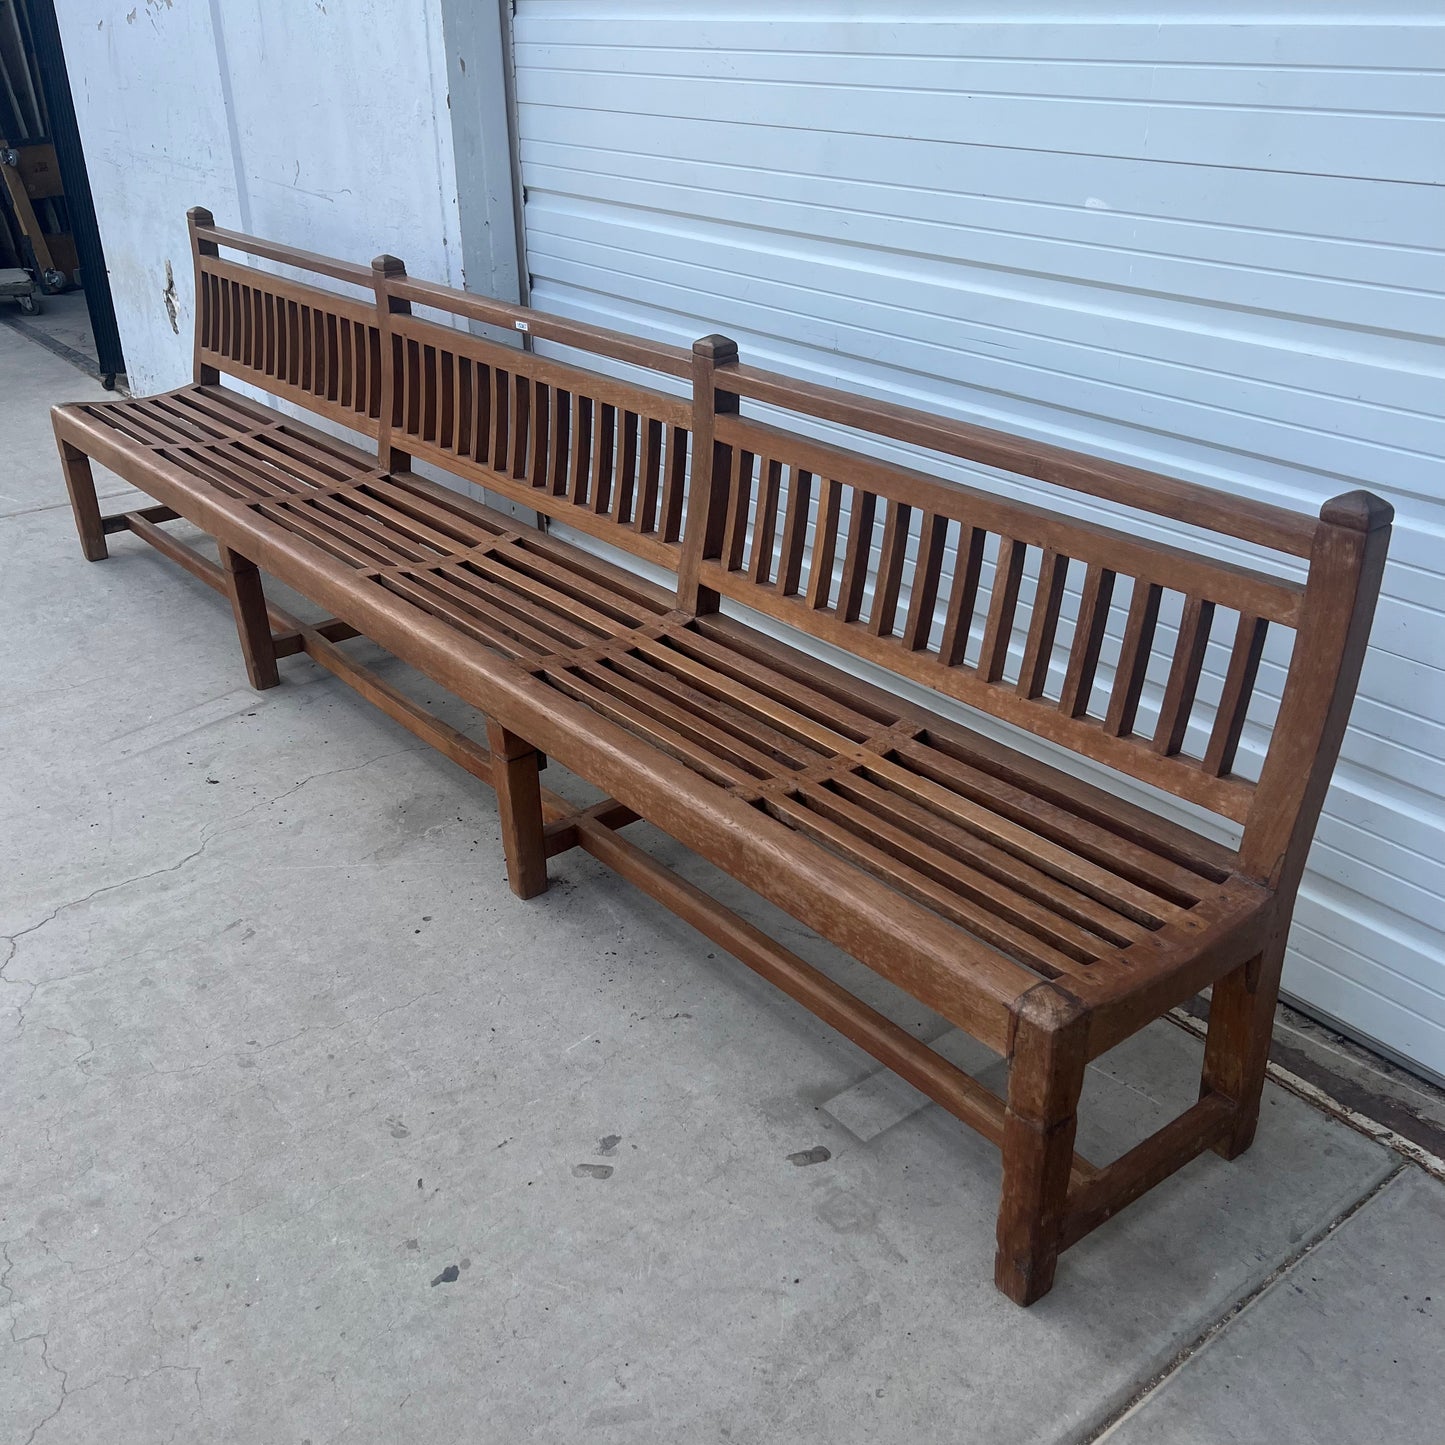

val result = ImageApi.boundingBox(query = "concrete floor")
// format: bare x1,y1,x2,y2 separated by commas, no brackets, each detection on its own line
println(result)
2,323,1441,1443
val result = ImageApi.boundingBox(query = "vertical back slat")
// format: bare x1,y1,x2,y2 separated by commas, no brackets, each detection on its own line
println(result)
1017,549,1070,698
1104,581,1163,737
903,513,949,652
511,373,531,480
837,489,878,623
806,479,844,610
325,314,341,402
777,467,813,597
550,389,572,494
750,458,784,584
1153,596,1217,755
613,410,640,524
354,322,368,417
568,393,593,504
473,362,492,463
721,448,753,571
589,400,615,510
273,294,286,387
1203,614,1270,777
263,290,276,376
870,500,913,637
939,527,988,667
635,417,663,534
407,339,424,437
423,344,440,442
340,320,356,411
660,424,688,542
492,368,510,473
440,350,456,453
456,355,474,458
1058,564,1117,718
978,538,1028,682
530,382,551,491
299,303,313,394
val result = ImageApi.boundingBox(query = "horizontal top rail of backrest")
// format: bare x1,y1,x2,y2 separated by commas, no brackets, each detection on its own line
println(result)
386,274,694,381
195,220,375,289
191,217,385,439
725,362,1319,559
377,270,696,568
695,360,1332,824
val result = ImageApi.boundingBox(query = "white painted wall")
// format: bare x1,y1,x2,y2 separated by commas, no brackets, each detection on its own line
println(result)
512,1,1445,1078
57,0,463,396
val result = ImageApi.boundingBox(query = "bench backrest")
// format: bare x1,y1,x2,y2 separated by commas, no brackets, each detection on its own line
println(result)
186,212,1391,893
368,260,695,568
189,209,385,439
681,338,1391,892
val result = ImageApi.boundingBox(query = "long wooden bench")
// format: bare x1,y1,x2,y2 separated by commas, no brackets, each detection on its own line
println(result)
52,209,1391,1304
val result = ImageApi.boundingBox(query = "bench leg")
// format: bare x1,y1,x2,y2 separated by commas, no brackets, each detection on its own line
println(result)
485,720,548,900
1201,940,1286,1160
218,544,280,691
995,984,1089,1306
58,440,107,561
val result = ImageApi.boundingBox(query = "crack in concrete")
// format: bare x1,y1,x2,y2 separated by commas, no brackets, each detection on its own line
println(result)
0,745,426,1026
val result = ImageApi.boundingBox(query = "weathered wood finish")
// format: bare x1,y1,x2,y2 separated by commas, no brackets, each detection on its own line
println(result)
372,259,694,566
52,214,1393,1306
190,208,385,439
687,368,1309,823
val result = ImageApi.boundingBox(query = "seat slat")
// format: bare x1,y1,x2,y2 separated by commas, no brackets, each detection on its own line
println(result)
462,551,639,637
651,628,891,744
764,789,1084,980
377,572,537,661
541,666,758,789
403,566,586,656
426,564,599,652
826,771,1151,946
598,649,833,772
889,741,1203,914
794,781,1119,965
576,660,808,780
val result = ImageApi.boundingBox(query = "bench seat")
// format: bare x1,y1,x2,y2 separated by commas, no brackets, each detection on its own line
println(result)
54,382,1268,1064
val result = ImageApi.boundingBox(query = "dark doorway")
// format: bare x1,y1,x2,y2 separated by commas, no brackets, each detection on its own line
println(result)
0,0,124,386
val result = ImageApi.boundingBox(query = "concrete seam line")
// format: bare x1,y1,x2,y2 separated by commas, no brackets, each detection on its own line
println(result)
1079,1162,1408,1445
0,314,128,393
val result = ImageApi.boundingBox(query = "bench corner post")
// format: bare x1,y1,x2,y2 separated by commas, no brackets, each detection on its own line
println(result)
995,982,1090,1306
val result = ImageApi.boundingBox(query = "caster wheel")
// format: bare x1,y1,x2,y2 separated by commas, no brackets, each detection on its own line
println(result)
17,292,41,315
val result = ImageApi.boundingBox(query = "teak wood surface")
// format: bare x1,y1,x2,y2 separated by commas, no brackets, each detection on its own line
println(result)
50,210,1392,1305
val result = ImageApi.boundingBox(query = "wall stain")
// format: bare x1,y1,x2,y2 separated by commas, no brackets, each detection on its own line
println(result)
162,259,179,334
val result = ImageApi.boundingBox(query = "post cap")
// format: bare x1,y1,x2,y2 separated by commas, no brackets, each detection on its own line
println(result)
187,206,215,226
1320,489,1394,533
1011,980,1088,1037
692,334,738,363
371,253,407,277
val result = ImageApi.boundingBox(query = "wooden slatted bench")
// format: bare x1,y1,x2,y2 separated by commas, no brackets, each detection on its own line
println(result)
52,210,1392,1304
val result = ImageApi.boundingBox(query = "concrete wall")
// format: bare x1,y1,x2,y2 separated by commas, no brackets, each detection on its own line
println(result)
57,0,465,396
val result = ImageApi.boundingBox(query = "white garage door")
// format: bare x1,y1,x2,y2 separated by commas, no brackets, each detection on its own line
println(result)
510,2,1445,1080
